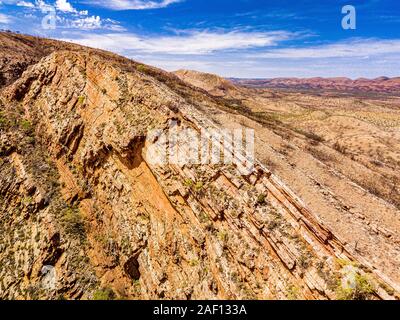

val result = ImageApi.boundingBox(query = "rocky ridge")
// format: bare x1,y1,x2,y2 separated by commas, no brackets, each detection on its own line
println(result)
0,33,398,300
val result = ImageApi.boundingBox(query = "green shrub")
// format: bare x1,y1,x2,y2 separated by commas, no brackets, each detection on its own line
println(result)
20,119,33,134
62,206,86,240
189,259,199,267
194,181,204,192
217,230,228,243
184,179,194,187
336,274,374,300
93,287,116,300
22,196,33,206
136,64,148,73
286,284,300,300
257,194,266,205
78,96,85,104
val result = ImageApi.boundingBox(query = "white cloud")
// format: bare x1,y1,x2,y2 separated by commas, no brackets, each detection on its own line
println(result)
70,15,102,29
55,0,75,13
0,13,11,23
5,0,88,15
138,52,400,79
16,1,35,8
88,0,182,10
35,0,54,13
252,39,400,59
60,30,292,55
57,31,400,78
1,0,117,30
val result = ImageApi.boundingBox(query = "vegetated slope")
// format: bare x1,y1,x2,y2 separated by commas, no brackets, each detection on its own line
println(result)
0,32,398,300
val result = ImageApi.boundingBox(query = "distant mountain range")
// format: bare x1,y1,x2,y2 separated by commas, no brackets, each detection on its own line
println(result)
230,77,400,95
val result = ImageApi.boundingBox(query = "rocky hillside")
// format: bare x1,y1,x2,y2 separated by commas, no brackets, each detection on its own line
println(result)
0,32,398,300
0,32,80,88
174,69,241,97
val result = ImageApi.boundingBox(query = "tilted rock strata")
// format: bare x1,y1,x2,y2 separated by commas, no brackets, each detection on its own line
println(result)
0,38,398,299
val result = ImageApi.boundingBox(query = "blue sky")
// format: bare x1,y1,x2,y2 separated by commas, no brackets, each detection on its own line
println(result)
0,0,399,78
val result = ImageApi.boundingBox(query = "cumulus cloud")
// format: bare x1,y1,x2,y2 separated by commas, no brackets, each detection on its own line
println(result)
70,15,102,29
55,0,75,13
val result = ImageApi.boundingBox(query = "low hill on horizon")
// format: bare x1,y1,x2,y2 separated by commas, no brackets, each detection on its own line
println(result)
230,76,400,95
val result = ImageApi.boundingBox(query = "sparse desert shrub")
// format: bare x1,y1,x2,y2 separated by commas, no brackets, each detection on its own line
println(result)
136,64,148,73
79,69,87,78
307,146,335,163
62,206,86,240
184,178,194,187
267,220,279,231
256,194,266,205
20,119,33,135
25,135,35,145
295,129,324,144
132,279,141,294
217,230,229,243
78,96,85,104
263,158,277,171
316,264,341,292
25,285,41,300
93,287,116,300
22,196,33,206
336,274,374,300
298,253,312,269
189,259,199,267
333,141,347,155
194,181,204,192
286,284,300,300
359,178,381,198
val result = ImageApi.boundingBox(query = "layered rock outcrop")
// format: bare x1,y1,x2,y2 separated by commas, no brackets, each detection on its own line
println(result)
0,33,398,300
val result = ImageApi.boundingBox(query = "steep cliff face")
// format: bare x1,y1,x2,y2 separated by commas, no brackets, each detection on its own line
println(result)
0,33,398,300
